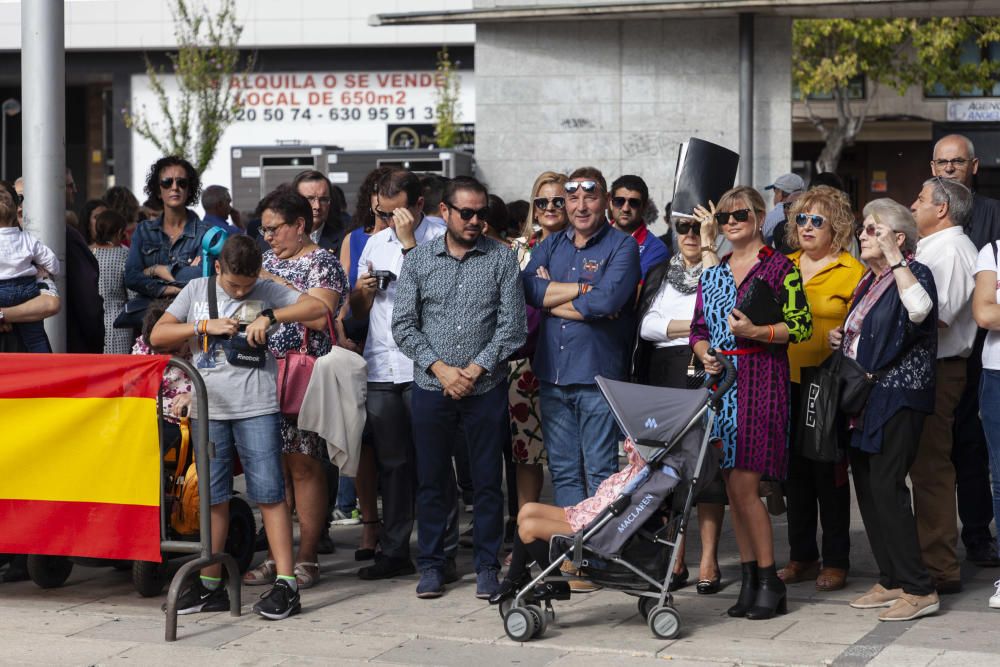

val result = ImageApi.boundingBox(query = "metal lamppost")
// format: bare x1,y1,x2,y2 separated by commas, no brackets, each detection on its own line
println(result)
1,98,20,181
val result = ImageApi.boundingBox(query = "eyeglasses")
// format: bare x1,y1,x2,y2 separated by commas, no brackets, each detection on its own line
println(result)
15,193,23,205
795,213,825,228
713,209,752,226
564,180,600,194
260,222,290,238
446,202,489,221
932,158,970,169
611,196,643,209
533,196,565,210
159,177,189,190
675,221,701,236
373,207,396,222
305,196,331,205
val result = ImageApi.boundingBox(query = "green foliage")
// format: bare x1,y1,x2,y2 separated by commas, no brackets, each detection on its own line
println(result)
123,0,252,173
434,47,461,149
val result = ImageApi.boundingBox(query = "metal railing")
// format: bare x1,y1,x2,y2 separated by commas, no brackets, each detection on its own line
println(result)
160,357,241,642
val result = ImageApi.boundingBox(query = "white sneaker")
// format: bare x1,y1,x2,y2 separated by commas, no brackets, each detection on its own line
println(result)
990,579,1000,609
331,508,360,526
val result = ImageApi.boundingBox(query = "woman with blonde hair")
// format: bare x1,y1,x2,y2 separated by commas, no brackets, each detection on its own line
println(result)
691,185,812,620
778,185,864,592
508,172,569,510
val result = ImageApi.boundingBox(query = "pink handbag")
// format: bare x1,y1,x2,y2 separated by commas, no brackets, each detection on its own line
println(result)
277,313,335,417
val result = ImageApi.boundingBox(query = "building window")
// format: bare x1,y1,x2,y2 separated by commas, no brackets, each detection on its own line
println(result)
793,75,866,101
925,40,1000,98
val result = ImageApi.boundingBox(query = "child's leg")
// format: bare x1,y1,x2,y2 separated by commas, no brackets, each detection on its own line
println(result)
202,503,230,579
14,321,52,353
0,278,49,352
200,419,236,578
232,413,291,576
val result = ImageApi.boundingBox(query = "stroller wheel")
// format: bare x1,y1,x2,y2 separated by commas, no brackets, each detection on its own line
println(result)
497,596,514,618
525,603,547,638
504,607,537,642
26,555,73,589
638,596,657,620
648,606,682,640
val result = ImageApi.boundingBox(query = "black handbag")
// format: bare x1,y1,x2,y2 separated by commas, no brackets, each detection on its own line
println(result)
686,353,707,389
835,351,880,417
736,277,783,326
797,356,842,462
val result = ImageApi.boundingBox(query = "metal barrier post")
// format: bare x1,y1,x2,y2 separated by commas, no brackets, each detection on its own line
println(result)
161,357,241,642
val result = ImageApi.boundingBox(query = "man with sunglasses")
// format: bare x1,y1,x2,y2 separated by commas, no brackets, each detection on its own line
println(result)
392,176,526,600
523,167,641,509
907,177,979,594
932,134,1000,568
608,175,669,280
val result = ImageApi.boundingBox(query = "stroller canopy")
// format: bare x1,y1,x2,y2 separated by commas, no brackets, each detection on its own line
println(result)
595,376,708,464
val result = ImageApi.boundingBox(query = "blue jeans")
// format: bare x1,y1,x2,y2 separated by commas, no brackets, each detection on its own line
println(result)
411,382,507,573
0,276,49,352
978,369,1000,551
335,475,357,514
197,413,285,506
539,381,620,507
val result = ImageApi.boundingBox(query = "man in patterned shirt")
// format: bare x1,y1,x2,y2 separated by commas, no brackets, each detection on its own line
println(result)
392,176,526,600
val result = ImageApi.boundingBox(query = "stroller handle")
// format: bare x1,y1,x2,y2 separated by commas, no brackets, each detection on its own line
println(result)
706,348,736,406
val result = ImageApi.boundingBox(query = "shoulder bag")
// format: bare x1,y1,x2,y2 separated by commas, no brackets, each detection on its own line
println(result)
276,312,336,417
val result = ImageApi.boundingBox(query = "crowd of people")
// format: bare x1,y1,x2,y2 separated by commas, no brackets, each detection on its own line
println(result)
2,132,1000,628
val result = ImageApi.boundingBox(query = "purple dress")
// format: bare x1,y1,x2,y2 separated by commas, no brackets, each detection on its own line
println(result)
690,246,811,479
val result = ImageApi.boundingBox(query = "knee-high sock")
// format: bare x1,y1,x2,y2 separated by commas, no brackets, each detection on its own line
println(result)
507,534,552,580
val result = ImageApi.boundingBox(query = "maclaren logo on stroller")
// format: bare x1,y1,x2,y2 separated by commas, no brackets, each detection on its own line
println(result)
617,492,656,533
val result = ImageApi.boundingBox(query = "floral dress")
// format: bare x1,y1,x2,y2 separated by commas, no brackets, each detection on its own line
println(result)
509,237,546,465
689,246,812,479
131,335,192,424
263,248,348,460
565,439,646,532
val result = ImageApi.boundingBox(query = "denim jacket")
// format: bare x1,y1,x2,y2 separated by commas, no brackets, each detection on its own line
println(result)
124,210,212,298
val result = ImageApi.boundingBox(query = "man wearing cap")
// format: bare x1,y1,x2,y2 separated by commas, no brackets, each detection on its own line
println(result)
762,173,805,245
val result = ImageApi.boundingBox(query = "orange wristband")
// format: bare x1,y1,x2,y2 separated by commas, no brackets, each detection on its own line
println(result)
767,324,775,344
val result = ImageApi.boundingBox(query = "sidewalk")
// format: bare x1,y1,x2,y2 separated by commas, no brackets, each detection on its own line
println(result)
1,505,999,666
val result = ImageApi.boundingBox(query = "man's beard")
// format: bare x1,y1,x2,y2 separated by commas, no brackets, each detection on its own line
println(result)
447,227,478,249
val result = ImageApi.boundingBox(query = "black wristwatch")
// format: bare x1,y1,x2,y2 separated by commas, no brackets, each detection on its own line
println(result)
260,308,277,326
890,259,908,271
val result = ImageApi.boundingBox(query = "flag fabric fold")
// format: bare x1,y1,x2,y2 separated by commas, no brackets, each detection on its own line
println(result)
0,354,170,562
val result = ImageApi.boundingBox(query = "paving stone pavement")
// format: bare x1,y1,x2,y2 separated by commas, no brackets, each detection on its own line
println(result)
2,495,999,665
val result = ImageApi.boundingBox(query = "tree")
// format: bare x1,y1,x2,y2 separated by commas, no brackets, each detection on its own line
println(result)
793,18,1000,174
123,0,252,173
433,47,462,149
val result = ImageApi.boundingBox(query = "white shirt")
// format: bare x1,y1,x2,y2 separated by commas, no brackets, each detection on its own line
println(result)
915,225,979,359
356,216,446,383
639,281,697,348
0,226,60,280
975,242,1000,370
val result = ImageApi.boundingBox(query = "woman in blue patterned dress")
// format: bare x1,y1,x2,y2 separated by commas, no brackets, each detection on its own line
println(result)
242,187,347,590
690,186,812,620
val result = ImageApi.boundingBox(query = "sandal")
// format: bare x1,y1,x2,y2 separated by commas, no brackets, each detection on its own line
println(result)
243,559,276,586
355,519,381,562
294,562,321,589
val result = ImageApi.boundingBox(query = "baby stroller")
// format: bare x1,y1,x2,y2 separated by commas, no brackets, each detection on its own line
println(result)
499,351,735,642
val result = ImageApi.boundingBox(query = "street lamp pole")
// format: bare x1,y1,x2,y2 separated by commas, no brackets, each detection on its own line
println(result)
22,0,66,351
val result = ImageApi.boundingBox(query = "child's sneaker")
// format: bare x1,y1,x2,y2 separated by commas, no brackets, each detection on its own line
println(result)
164,579,230,615
252,579,301,620
990,579,1000,609
331,508,361,526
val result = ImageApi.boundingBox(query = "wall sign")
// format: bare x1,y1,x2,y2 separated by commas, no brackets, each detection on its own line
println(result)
946,99,1000,122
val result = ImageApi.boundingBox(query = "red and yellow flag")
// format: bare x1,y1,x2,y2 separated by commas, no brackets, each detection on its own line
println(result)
0,354,170,562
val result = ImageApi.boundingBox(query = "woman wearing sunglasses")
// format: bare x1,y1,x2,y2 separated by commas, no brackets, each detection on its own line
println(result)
631,214,727,595
827,199,941,621
508,172,569,515
124,156,212,304
689,186,812,620
777,186,864,593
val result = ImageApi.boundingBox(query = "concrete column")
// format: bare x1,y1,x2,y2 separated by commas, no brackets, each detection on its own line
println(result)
111,71,132,191
21,0,66,351
738,13,754,186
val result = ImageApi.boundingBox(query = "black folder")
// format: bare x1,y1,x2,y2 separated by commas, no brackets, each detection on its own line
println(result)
671,138,740,219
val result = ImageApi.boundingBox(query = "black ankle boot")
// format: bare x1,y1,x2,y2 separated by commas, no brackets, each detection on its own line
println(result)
746,564,788,620
727,560,759,617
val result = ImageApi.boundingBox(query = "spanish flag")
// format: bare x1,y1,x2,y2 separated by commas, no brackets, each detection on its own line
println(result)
0,354,169,562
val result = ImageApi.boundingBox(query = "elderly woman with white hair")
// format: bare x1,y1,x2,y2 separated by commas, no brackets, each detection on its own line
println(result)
828,198,940,622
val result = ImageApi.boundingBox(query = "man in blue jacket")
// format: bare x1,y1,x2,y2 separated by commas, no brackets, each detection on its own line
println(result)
522,167,641,508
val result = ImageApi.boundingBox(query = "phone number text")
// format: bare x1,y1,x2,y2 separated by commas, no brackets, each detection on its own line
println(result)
233,106,437,122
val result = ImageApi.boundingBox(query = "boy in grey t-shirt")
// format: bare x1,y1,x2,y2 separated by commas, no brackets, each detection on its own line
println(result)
152,235,327,620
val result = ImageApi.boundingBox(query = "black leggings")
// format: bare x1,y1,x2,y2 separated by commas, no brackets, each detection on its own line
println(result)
507,533,552,580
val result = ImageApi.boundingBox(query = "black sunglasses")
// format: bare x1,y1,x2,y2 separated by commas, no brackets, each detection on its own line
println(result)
159,177,190,190
611,196,643,209
675,220,701,236
15,193,23,205
564,180,600,194
533,196,565,210
446,202,489,221
373,207,395,221
795,213,825,228
714,208,751,225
